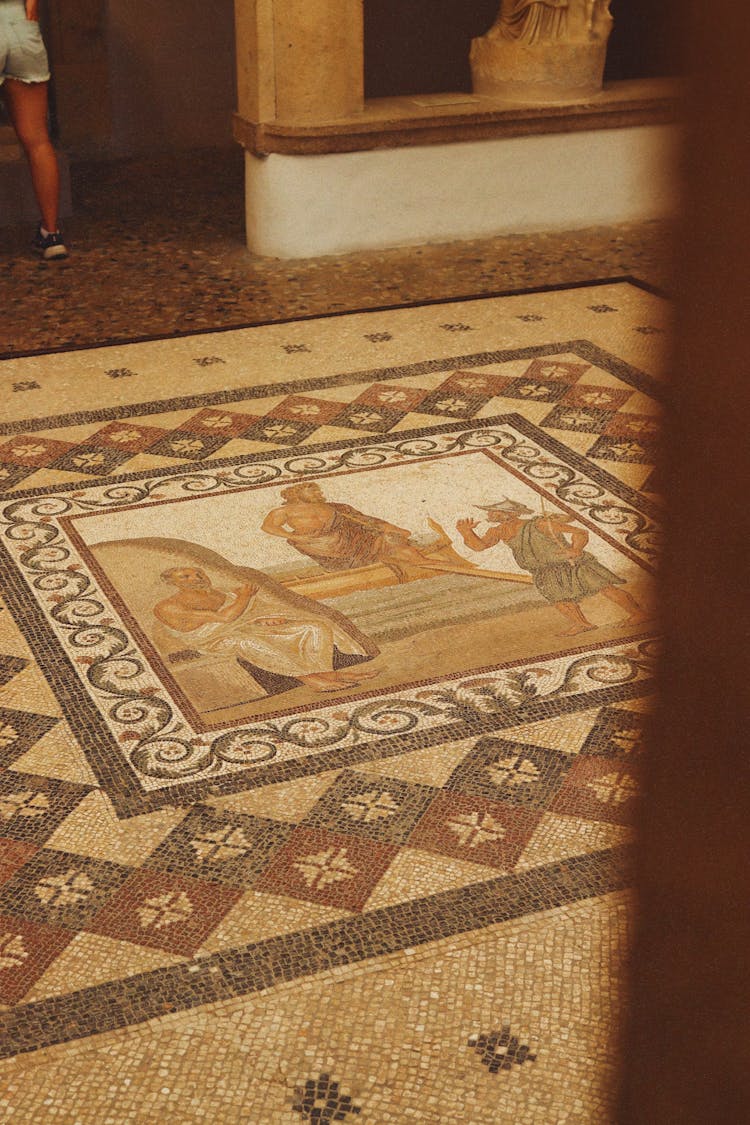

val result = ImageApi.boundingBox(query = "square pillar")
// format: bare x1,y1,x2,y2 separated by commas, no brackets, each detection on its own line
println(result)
235,0,363,125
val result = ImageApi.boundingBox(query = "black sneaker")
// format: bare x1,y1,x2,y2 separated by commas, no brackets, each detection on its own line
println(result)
33,224,68,261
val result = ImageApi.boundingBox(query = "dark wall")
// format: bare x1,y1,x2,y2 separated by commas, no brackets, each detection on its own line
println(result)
364,0,678,99
605,0,681,81
364,0,498,98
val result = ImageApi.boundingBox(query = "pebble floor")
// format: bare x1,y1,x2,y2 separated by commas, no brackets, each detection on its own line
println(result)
1,146,671,354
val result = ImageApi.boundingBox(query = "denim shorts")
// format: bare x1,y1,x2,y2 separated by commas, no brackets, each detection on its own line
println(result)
0,1,50,86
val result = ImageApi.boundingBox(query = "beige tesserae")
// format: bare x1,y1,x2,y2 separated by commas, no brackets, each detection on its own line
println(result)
0,281,666,1123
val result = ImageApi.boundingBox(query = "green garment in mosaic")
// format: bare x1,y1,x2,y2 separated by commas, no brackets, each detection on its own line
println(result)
506,517,624,603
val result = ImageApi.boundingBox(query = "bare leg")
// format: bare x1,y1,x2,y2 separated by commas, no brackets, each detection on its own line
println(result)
3,79,59,232
554,599,597,636
601,585,650,627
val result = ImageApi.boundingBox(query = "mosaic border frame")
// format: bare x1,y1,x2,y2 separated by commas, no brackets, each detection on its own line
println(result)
0,407,659,816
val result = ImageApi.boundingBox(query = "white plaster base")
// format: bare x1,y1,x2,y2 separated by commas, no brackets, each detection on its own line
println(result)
245,124,679,258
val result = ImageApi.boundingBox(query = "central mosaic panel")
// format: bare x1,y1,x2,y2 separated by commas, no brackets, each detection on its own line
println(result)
0,415,657,815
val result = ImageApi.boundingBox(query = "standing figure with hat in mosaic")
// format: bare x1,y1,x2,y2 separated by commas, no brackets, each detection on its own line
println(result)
456,498,648,636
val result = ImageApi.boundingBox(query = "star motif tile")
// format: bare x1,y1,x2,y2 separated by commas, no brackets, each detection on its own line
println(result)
446,737,572,809
267,396,346,425
49,446,132,477
180,409,261,437
521,358,591,384
0,437,75,468
0,464,35,489
499,377,569,404
0,914,75,1005
604,412,661,440
0,708,58,770
438,369,513,397
408,792,542,870
552,756,640,826
253,826,398,911
0,838,38,889
87,422,168,452
416,388,491,419
301,770,435,846
147,430,229,461
0,657,28,690
0,773,91,845
579,708,647,759
88,870,243,956
239,418,319,446
0,849,132,931
145,805,293,887
587,434,654,464
353,383,428,412
541,404,613,434
333,403,405,433
561,383,633,411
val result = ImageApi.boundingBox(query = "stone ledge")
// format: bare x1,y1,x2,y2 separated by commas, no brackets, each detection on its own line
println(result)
234,78,680,157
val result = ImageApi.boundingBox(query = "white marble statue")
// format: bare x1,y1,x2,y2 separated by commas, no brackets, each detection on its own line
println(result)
471,0,614,102
497,0,569,45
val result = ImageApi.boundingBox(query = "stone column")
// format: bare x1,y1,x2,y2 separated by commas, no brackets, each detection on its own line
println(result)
235,0,364,125
471,0,614,104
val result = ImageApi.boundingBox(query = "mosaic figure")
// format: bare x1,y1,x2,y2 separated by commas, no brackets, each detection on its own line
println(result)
456,499,648,636
261,481,453,582
154,566,377,694
261,482,534,587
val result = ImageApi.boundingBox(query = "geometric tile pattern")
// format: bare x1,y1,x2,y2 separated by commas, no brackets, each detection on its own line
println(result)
0,848,131,931
0,655,28,690
253,825,400,911
87,869,243,957
553,755,640,826
0,708,58,770
0,350,661,491
300,770,435,846
409,791,543,872
0,283,665,1082
579,708,647,758
0,914,74,1005
0,774,92,845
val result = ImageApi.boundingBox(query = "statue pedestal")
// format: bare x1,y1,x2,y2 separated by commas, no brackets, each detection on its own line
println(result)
471,37,608,104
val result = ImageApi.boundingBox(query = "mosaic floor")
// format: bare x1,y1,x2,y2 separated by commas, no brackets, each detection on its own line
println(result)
0,279,667,1122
